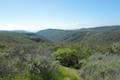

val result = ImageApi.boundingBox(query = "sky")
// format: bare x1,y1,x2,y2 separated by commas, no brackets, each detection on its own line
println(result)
0,0,120,32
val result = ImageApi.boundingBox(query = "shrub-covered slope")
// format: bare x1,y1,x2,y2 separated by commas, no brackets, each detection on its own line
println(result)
37,26,120,46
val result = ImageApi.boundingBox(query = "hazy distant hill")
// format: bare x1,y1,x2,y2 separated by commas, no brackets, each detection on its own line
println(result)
37,26,120,45
1,25,120,46
23,32,49,42
0,31,49,45
12,30,29,33
37,29,70,42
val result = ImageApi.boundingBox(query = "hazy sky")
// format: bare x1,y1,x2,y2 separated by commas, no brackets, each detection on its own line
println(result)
0,0,120,31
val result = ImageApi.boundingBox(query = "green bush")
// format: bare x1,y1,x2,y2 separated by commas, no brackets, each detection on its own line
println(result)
30,55,53,80
53,48,80,68
0,44,7,53
110,42,120,54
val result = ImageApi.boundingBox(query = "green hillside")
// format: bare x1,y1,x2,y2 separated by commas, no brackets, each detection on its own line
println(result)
37,26,120,45
0,31,49,44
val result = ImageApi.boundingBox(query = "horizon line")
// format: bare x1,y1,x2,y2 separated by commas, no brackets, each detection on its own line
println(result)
0,25,119,32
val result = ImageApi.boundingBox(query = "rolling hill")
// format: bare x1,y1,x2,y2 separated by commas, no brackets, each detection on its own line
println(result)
1,25,120,46
37,26,120,45
0,31,49,46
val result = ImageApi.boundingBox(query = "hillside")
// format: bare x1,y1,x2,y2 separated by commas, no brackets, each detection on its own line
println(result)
37,26,120,45
0,31,49,46
23,32,49,42
37,29,70,42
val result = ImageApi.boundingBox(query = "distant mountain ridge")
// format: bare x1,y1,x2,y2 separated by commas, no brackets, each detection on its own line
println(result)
12,30,29,33
0,31,49,45
37,25,120,45
0,25,120,46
